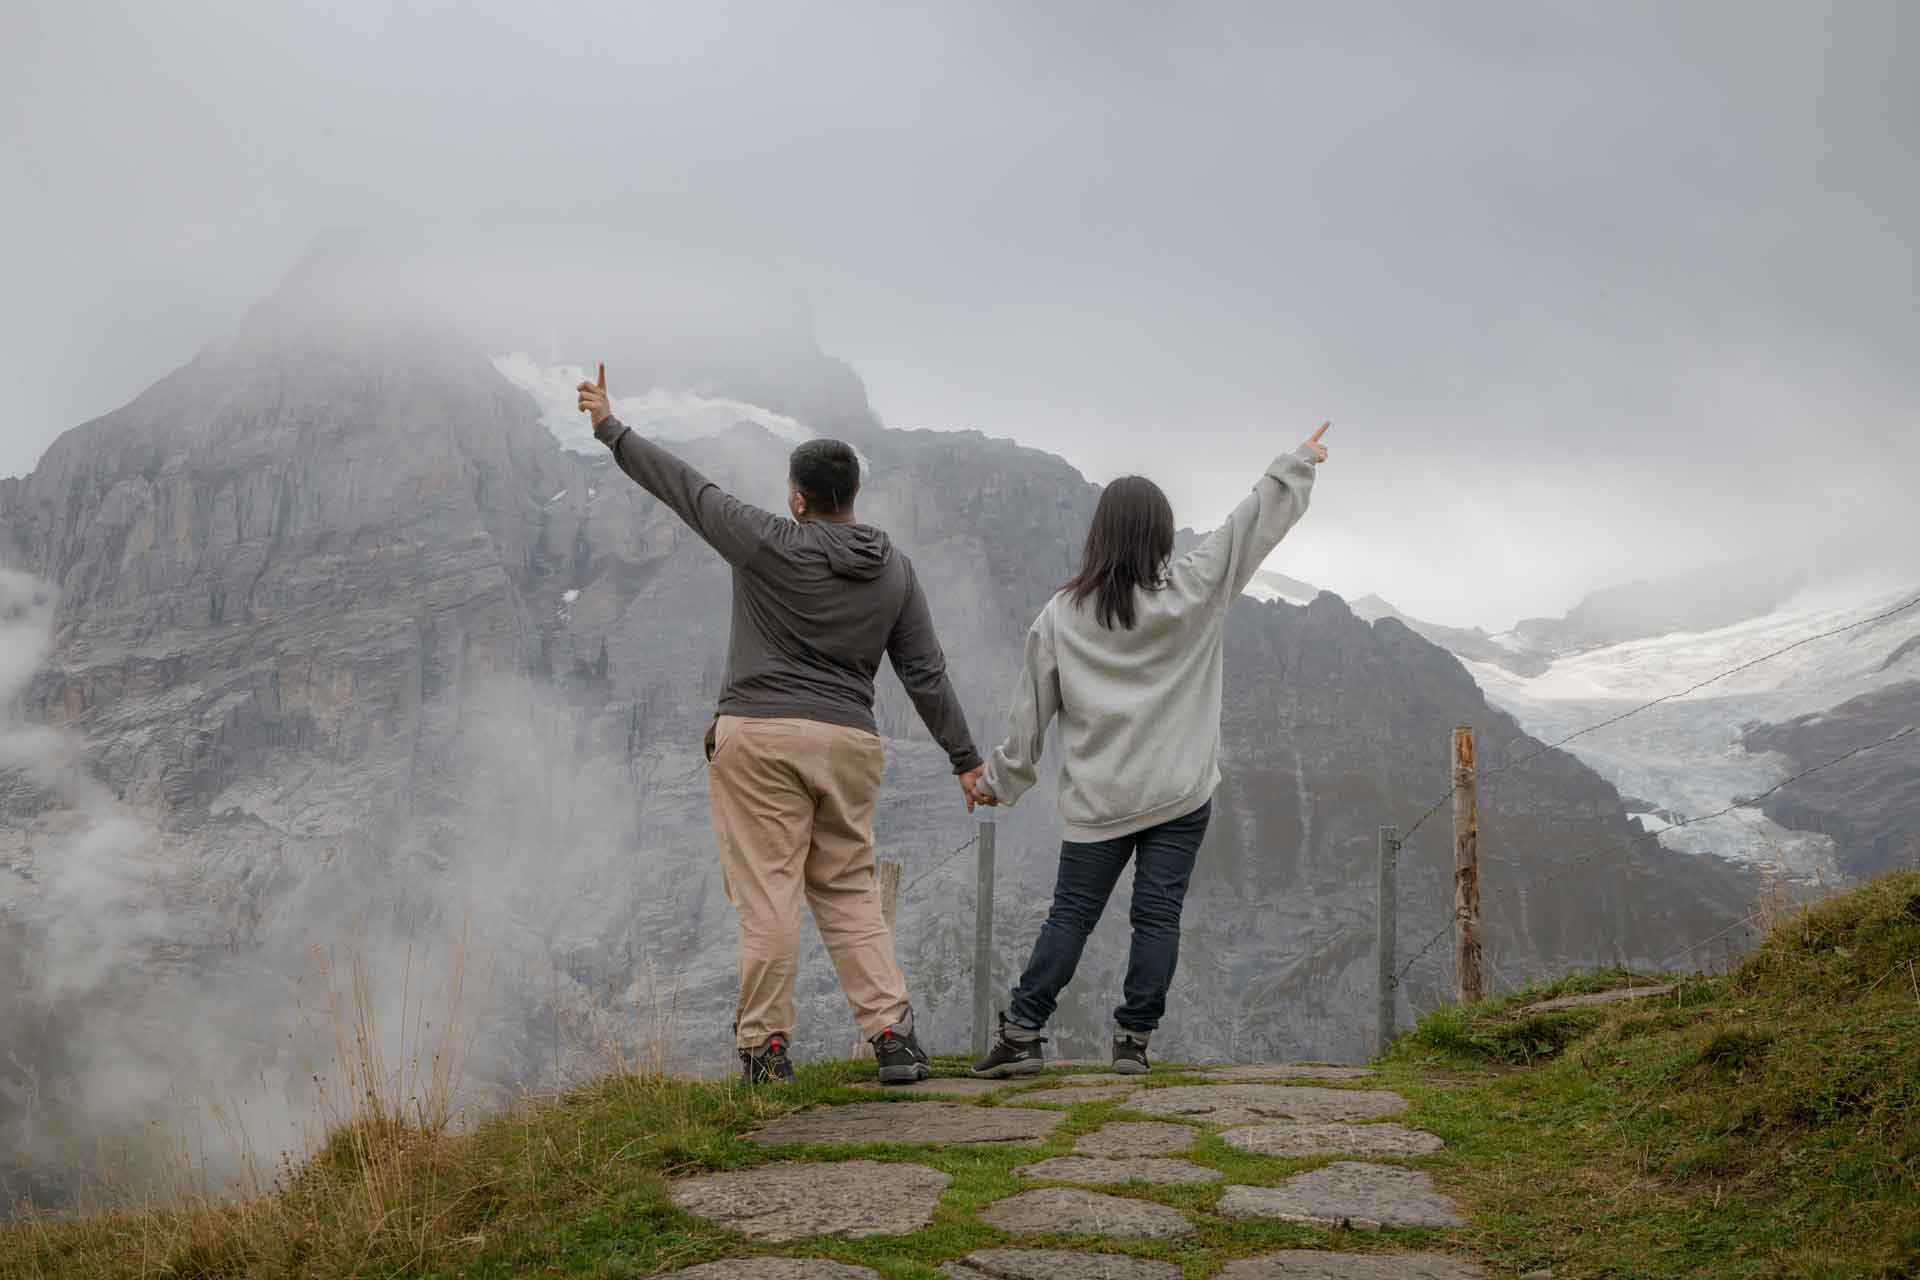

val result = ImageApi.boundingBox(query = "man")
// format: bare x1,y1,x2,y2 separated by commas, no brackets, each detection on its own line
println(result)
579,365,984,1085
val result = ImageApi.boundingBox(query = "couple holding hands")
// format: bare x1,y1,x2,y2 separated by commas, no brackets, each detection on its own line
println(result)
578,366,1327,1084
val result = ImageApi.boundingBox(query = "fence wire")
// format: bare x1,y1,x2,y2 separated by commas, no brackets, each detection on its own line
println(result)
900,831,981,900
1384,721,1915,990
1392,590,1920,841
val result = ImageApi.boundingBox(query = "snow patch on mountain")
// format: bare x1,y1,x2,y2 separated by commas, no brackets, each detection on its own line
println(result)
1468,582,1920,877
493,352,816,454
1244,569,1320,606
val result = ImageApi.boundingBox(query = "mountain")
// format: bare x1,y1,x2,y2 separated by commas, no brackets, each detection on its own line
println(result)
1349,593,1551,677
1504,558,1809,660
1741,680,1920,879
0,245,1758,1203
1364,573,1920,880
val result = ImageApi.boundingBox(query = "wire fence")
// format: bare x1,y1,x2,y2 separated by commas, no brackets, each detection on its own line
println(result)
1392,590,1920,845
1385,588,1920,997
900,831,981,900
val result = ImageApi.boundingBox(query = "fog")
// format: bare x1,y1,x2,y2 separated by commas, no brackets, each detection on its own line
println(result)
3,1,1916,625
0,563,695,1208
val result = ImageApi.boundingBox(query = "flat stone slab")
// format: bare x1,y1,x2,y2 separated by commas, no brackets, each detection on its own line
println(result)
1204,1064,1378,1083
670,1262,884,1279
1220,1252,1486,1279
847,1077,1011,1098
1517,984,1675,1014
747,1102,1062,1147
1073,1122,1200,1157
1130,1085,1407,1127
1220,1163,1467,1231
670,1160,949,1241
940,1248,1182,1279
1019,1156,1222,1186
1221,1123,1445,1158
1012,1085,1138,1107
980,1187,1194,1239
1038,1074,1130,1087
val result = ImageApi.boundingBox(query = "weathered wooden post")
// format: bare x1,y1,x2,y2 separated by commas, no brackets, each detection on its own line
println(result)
1375,825,1399,1055
855,858,905,1058
1451,726,1483,1003
879,857,902,931
972,819,996,1057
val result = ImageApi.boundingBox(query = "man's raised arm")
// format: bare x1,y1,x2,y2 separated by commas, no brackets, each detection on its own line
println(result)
579,364,780,566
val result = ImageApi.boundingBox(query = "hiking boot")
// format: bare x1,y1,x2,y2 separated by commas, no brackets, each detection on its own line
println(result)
971,1013,1048,1078
871,1011,932,1085
740,1035,796,1085
1112,1030,1151,1075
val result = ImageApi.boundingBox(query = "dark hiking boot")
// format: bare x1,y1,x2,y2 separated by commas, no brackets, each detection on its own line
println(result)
871,1011,932,1085
971,1013,1048,1078
740,1035,796,1085
1112,1030,1151,1075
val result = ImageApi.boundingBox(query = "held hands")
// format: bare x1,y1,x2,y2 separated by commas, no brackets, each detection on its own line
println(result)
958,766,997,813
1301,422,1331,464
577,363,612,429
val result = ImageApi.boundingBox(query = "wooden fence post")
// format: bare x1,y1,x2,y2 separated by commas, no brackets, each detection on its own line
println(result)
1375,825,1399,1055
972,820,996,1057
1452,725,1483,1003
854,858,904,1059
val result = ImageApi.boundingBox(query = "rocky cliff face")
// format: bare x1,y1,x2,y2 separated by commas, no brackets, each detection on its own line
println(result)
1742,681,1920,879
0,253,1759,1201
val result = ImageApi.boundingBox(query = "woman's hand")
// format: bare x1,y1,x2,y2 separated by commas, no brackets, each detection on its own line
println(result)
959,767,997,811
1300,421,1330,463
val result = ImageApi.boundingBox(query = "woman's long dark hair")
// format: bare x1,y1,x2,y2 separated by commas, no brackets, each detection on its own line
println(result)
1063,475,1176,630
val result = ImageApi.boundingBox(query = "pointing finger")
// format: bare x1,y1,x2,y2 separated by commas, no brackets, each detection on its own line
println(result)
597,362,606,391
1310,421,1330,443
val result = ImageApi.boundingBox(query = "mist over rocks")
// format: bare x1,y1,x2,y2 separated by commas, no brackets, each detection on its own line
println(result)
0,251,1760,1206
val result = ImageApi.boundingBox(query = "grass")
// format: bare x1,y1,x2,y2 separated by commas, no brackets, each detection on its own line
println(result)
1387,870,1920,1279
3,872,1917,1278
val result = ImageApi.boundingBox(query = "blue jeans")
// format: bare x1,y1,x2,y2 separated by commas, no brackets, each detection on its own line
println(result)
1007,799,1211,1034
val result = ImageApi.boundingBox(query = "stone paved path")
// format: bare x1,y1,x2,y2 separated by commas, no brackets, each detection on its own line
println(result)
671,1261,884,1279
1071,1121,1199,1157
1202,1064,1379,1083
1011,1084,1139,1107
939,1248,1182,1279
1222,1122,1446,1158
981,1187,1195,1239
1019,1155,1223,1186
1219,1253,1486,1278
1130,1083,1409,1127
668,1160,949,1241
669,1064,1480,1275
1220,1162,1467,1230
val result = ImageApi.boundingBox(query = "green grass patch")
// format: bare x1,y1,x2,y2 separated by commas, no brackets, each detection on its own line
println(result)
1384,871,1920,1278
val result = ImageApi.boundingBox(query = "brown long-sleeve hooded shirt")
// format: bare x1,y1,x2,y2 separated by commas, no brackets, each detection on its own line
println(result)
595,415,982,774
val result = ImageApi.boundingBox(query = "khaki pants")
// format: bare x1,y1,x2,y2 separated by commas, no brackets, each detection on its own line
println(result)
706,715,911,1050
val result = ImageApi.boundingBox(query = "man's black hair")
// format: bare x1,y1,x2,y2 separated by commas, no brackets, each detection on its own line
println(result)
788,438,862,515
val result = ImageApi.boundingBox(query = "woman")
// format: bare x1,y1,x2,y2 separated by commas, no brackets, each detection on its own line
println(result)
969,424,1329,1076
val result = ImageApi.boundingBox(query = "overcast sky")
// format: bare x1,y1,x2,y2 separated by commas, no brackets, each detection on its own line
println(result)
4,0,1915,627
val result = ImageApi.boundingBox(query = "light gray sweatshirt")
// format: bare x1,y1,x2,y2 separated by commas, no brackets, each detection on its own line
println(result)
980,446,1319,842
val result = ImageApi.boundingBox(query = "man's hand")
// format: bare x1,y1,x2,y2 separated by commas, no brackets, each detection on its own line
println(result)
577,363,612,429
1301,421,1331,464
958,766,996,812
